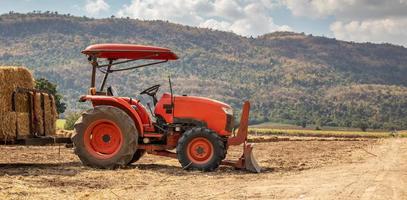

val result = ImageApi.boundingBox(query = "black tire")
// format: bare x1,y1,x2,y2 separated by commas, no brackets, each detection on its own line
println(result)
71,106,138,169
222,139,228,160
176,127,225,171
128,149,146,164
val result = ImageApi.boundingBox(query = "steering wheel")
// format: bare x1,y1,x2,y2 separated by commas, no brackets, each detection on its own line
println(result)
140,84,161,96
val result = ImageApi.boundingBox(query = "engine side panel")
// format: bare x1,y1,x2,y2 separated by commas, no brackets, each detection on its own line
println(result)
155,93,232,136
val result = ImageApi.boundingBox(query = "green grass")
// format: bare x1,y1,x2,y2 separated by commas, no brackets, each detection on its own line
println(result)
56,119,66,130
251,121,378,132
249,128,393,138
399,131,407,138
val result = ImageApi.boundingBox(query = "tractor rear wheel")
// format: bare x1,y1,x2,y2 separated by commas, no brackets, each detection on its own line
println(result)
177,127,225,171
128,149,146,164
71,106,138,169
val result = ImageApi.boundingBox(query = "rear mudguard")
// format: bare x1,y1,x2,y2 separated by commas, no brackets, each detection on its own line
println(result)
79,95,144,136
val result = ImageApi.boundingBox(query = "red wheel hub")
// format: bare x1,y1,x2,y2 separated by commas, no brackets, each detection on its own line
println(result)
187,137,214,164
83,119,123,159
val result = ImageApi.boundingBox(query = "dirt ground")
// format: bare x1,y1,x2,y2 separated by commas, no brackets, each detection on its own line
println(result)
0,137,405,199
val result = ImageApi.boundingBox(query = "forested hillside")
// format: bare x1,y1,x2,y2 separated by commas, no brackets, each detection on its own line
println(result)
1,12,407,129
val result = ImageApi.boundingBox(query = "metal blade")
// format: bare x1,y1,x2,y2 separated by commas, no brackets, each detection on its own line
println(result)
244,143,261,173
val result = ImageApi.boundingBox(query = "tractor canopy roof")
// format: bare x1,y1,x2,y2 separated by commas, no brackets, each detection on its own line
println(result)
82,43,178,60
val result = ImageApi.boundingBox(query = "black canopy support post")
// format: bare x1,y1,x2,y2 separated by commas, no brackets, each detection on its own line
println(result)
90,56,98,88
100,59,113,92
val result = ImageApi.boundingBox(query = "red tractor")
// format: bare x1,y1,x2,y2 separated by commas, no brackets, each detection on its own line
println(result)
72,44,260,172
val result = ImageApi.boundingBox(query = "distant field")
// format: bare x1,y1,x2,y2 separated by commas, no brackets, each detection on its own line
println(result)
251,121,382,132
56,119,66,129
399,130,407,137
249,128,397,138
56,119,406,138
250,121,407,138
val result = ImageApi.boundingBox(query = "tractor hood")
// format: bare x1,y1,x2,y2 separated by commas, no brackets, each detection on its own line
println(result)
155,93,233,135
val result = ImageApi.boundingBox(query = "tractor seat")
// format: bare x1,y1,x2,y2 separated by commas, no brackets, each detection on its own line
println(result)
130,103,155,124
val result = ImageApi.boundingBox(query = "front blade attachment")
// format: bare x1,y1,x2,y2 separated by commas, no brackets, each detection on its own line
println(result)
243,143,261,173
221,143,261,173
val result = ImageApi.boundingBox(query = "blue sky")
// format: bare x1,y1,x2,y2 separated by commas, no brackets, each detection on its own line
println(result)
1,0,406,46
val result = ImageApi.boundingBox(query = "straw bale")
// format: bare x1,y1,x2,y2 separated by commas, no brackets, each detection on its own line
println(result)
0,112,16,141
16,112,31,136
0,67,35,113
31,93,58,136
34,93,44,135
43,94,57,135
0,112,31,140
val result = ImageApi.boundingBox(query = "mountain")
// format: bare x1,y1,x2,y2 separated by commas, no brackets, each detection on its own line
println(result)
1,12,407,129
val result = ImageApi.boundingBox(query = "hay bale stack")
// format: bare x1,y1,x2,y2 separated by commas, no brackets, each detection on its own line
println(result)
0,67,35,140
0,66,58,140
0,67,34,113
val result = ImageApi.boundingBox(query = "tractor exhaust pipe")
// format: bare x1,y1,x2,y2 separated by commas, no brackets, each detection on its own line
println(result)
222,101,261,173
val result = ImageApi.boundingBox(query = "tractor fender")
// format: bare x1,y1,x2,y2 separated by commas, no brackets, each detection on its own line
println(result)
79,95,144,135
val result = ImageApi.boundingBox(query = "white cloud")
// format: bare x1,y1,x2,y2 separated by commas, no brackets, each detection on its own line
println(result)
117,0,291,37
85,0,110,16
330,18,407,46
282,0,407,46
283,0,355,19
228,3,292,36
199,19,232,32
117,0,205,25
214,0,243,20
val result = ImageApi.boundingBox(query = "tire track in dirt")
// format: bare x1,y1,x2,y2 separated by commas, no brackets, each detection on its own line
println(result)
0,138,386,199
245,138,407,200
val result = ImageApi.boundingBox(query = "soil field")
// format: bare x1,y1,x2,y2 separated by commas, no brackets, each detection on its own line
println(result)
0,137,405,199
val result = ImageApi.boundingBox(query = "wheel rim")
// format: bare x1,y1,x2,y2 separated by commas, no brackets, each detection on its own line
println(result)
83,119,123,159
186,137,214,164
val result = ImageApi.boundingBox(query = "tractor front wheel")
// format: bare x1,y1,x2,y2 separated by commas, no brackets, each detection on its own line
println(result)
71,106,138,169
177,127,225,171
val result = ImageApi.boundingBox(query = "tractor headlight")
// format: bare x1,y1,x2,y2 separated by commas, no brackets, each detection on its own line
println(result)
222,107,233,115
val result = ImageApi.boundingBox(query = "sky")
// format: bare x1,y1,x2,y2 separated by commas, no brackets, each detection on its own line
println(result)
1,0,406,47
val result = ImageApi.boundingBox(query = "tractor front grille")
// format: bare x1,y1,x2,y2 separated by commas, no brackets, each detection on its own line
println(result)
225,114,234,132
